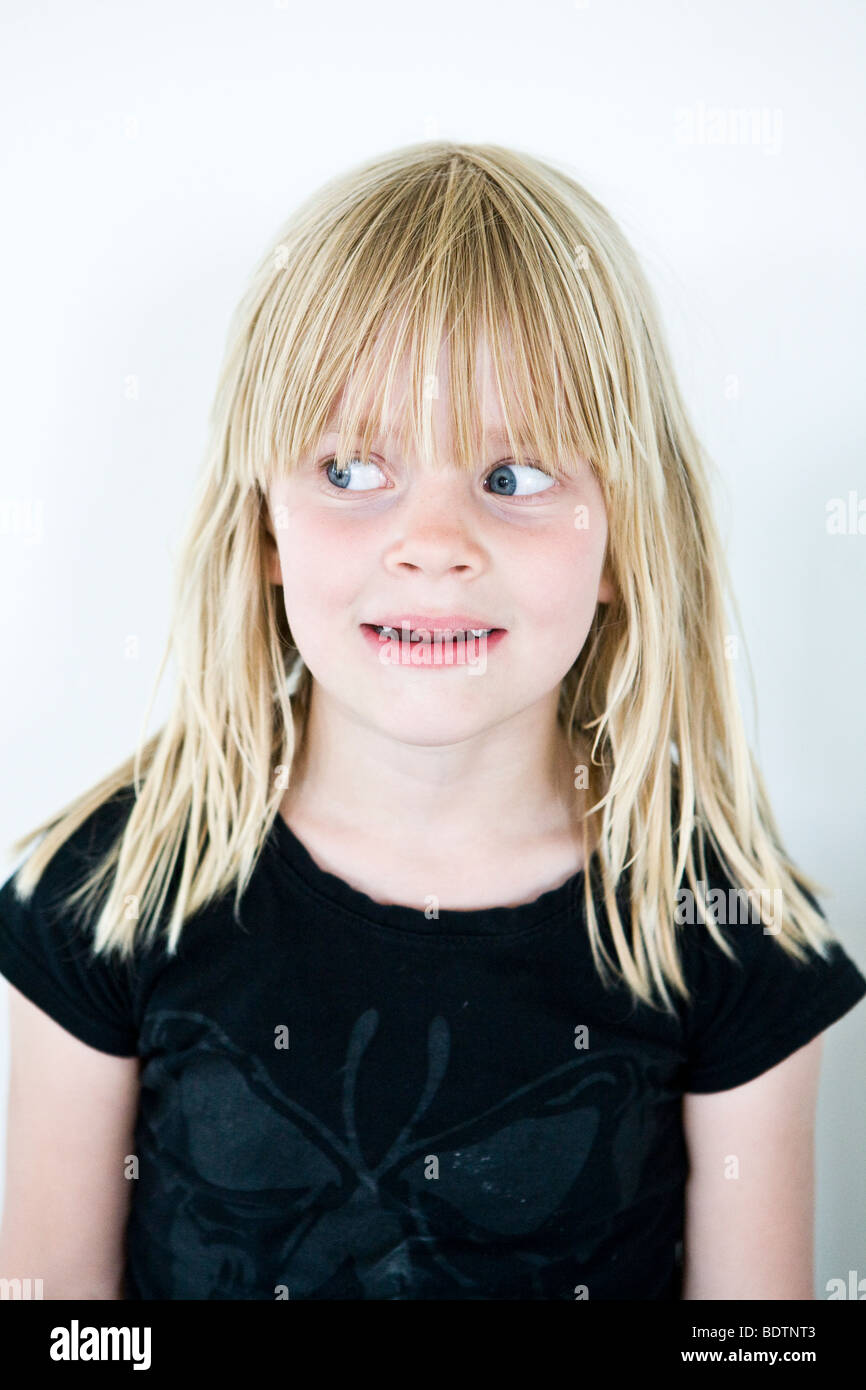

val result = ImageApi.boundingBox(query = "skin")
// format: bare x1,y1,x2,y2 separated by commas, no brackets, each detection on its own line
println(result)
263,336,614,909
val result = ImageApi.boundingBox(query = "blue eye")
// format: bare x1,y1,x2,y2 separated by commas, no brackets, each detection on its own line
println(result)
485,462,556,497
319,455,557,498
322,456,386,491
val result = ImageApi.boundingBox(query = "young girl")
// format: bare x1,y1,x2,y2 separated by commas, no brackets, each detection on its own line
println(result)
0,141,863,1302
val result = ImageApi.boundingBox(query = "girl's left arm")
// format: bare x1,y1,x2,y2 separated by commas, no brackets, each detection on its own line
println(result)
680,1034,824,1300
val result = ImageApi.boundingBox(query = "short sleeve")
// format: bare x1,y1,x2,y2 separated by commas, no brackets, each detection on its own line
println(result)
0,813,139,1057
679,850,866,1094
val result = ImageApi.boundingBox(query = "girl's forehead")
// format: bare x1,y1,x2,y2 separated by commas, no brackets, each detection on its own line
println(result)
294,324,583,474
320,415,521,446
322,384,531,456
324,333,525,430
312,416,538,473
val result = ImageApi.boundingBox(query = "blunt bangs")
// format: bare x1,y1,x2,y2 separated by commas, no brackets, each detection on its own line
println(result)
247,146,611,490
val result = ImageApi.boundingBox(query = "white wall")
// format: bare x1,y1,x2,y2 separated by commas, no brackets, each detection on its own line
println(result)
1,0,863,1298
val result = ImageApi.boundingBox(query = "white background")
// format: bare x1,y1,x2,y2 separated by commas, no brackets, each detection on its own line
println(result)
1,0,864,1297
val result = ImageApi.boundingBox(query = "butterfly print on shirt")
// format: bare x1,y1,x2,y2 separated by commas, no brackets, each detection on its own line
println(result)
131,1007,668,1299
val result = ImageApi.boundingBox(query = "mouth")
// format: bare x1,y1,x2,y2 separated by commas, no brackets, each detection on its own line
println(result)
359,620,507,667
364,623,499,643
362,614,505,642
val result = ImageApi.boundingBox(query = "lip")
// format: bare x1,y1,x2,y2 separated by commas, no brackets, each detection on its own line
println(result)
363,614,505,632
360,622,506,667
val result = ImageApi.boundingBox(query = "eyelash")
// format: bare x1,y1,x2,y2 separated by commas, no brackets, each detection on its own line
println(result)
316,456,559,501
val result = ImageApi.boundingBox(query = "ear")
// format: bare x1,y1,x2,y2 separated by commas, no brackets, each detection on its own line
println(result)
597,567,615,605
267,545,283,587
264,532,283,586
261,500,284,586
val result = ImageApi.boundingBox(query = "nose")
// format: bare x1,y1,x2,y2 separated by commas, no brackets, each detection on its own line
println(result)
381,472,487,578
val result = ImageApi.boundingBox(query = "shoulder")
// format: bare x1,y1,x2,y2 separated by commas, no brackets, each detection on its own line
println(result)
0,786,142,1057
675,832,866,1095
2,784,138,903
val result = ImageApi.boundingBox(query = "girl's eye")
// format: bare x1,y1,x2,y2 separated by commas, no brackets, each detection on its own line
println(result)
318,455,557,499
484,461,557,499
320,456,387,492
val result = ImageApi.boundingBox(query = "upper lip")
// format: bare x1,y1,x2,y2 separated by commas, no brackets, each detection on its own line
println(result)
365,614,504,631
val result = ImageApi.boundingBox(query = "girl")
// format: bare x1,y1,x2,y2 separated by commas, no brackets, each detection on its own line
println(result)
0,141,863,1302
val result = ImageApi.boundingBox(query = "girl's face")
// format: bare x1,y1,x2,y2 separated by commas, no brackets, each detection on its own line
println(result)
265,341,614,747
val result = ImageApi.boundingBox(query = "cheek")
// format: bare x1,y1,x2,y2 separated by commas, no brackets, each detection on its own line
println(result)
519,523,606,627
517,528,605,685
275,513,365,633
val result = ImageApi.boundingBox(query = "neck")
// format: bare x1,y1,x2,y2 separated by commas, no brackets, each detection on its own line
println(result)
282,681,586,854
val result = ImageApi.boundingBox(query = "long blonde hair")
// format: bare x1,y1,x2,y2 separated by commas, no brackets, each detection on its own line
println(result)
8,140,838,1013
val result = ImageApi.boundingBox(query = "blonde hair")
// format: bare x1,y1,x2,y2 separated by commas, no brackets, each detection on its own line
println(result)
8,140,838,1013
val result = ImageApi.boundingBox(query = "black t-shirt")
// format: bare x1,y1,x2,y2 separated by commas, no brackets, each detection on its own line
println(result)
0,791,864,1301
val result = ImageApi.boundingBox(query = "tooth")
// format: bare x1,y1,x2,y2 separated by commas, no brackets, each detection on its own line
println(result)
374,625,491,641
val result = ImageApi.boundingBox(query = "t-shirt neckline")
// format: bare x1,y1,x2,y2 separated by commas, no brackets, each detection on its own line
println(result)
267,810,584,936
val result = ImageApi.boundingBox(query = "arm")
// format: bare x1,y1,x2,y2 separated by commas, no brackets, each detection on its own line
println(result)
680,1034,823,1300
0,983,140,1299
